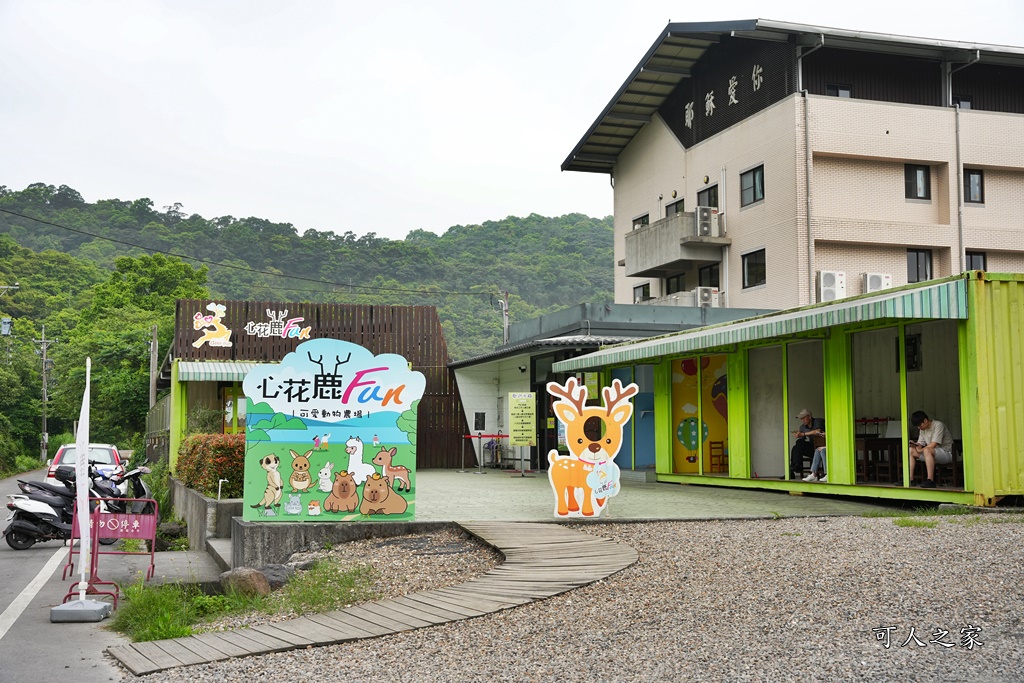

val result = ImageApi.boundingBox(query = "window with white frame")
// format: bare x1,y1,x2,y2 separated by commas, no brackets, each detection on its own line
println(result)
697,185,718,209
907,249,932,283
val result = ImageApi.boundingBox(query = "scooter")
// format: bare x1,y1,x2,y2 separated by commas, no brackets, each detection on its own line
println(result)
91,465,156,515
3,463,121,550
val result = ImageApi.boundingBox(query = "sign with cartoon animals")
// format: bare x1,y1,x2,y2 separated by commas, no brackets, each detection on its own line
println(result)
241,338,424,522
546,377,638,518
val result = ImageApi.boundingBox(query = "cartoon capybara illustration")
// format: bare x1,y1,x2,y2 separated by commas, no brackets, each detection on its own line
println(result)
289,449,313,493
250,453,283,513
318,461,334,492
359,472,408,516
344,436,376,485
324,470,359,513
371,446,411,492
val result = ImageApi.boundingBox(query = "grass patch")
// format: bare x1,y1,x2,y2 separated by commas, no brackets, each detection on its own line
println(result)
894,518,939,529
863,505,974,519
110,559,380,642
267,559,379,615
120,538,146,553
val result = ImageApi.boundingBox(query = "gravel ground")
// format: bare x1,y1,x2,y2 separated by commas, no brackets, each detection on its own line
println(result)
129,514,1024,683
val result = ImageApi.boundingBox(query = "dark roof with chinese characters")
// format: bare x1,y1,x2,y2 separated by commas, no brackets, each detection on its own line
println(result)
562,19,1024,174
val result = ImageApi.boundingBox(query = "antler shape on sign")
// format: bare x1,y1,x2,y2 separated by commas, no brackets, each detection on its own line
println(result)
548,376,588,414
603,380,639,416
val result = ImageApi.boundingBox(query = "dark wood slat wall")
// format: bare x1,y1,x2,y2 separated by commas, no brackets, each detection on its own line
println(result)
173,300,466,468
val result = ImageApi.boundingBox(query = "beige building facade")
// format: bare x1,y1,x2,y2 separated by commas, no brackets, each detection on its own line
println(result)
565,20,1024,311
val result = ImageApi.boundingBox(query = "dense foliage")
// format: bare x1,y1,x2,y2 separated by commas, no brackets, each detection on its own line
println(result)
176,433,246,498
0,182,612,458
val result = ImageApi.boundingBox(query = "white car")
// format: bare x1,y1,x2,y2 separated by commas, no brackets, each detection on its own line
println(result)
45,443,125,487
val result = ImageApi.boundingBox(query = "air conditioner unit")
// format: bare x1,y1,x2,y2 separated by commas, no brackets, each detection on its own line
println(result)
816,270,846,302
695,206,719,237
696,286,720,308
863,272,893,293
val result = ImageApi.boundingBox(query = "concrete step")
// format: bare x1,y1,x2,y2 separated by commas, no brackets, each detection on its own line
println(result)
206,537,232,571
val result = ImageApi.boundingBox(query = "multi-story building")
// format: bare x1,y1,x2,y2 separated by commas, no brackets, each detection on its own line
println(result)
562,19,1024,310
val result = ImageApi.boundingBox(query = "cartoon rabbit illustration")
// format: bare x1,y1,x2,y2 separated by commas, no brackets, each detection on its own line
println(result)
318,461,334,492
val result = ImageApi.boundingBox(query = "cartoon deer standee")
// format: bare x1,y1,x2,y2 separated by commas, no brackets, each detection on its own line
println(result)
192,302,232,348
546,378,638,518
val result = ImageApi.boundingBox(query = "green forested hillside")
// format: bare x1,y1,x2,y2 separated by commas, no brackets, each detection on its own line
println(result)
0,182,612,460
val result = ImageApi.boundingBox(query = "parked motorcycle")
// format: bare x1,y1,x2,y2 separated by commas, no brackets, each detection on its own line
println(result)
91,465,156,515
3,462,138,550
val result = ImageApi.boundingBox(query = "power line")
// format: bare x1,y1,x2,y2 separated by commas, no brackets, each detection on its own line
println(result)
0,207,493,298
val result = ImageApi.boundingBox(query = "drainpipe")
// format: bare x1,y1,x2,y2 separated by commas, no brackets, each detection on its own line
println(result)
954,104,965,272
720,166,728,307
798,36,824,304
948,51,979,273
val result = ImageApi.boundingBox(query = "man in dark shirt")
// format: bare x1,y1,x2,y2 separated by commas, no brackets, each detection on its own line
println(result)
790,408,825,479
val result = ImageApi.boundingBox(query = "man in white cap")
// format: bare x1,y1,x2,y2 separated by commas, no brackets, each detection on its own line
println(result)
790,408,825,479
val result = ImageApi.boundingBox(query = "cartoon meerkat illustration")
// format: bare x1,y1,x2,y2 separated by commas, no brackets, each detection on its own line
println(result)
251,453,283,513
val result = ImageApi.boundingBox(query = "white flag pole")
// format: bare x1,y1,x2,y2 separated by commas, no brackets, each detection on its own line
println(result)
74,358,92,601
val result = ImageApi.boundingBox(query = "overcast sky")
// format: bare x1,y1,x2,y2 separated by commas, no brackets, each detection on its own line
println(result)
2,1,1022,241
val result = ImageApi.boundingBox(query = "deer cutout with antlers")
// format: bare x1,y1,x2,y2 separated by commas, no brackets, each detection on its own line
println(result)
546,377,638,518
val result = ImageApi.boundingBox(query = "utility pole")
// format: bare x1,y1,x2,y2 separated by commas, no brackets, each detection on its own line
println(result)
149,324,158,408
33,325,58,461
498,291,510,345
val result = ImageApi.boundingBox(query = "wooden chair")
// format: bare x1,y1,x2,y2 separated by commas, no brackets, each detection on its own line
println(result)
709,441,727,473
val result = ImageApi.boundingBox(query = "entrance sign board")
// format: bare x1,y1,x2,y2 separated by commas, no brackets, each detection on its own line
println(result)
508,392,536,447
241,338,425,522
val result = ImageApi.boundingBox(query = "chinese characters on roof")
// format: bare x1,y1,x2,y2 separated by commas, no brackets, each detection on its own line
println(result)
685,64,764,129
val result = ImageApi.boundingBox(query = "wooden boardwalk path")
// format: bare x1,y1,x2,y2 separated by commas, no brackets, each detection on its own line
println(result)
107,521,639,676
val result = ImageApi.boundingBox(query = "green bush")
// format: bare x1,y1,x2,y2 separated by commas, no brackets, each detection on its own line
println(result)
176,433,245,498
143,458,173,522
187,405,223,435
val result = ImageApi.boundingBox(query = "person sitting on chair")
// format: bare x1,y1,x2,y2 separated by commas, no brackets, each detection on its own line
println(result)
908,410,953,489
804,446,827,482
790,408,824,479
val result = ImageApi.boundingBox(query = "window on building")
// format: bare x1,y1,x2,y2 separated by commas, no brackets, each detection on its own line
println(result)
826,83,852,98
953,95,972,110
633,282,651,303
697,185,718,209
665,274,685,295
965,169,984,204
742,250,766,288
740,166,764,207
632,214,649,230
907,249,933,283
966,251,987,271
666,199,685,217
904,164,931,200
699,263,720,288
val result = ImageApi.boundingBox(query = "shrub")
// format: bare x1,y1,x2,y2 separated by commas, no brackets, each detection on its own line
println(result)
144,458,173,522
187,405,223,435
176,433,245,498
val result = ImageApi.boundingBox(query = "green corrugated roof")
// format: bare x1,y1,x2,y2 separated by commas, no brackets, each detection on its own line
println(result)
553,278,968,372
176,361,270,382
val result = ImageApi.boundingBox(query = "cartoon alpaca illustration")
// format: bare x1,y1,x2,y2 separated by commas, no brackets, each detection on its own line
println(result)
288,449,313,493
372,446,411,492
250,453,283,514
324,470,359,513
192,302,232,348
547,378,637,518
359,473,408,515
317,461,334,492
344,436,376,485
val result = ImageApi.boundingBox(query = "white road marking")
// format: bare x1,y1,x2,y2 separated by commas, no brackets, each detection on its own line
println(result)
0,547,66,640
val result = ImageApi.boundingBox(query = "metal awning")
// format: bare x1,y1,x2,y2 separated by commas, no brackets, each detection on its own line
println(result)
176,361,271,382
553,278,968,372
